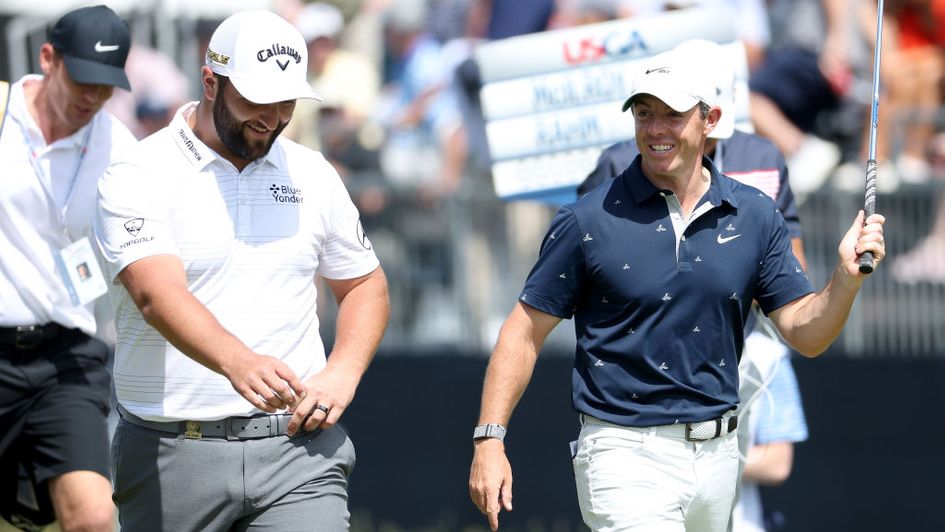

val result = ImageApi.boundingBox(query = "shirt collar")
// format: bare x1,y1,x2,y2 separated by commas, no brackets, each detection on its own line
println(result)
703,156,740,209
622,154,740,209
170,102,216,170
169,101,289,172
9,75,94,150
261,138,288,171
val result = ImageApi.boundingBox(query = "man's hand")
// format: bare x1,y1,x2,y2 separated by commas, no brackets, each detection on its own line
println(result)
286,364,360,436
220,352,306,413
469,439,513,531
839,210,886,277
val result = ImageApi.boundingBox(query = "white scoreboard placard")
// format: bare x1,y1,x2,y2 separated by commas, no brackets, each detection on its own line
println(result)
475,7,749,203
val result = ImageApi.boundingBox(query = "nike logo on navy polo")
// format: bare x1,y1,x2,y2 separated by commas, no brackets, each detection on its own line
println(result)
717,234,741,244
94,41,120,53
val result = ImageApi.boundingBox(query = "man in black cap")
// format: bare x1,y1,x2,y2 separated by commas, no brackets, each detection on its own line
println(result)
0,5,135,531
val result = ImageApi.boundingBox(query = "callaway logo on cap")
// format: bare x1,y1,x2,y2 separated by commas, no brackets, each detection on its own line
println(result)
205,10,322,105
48,5,131,90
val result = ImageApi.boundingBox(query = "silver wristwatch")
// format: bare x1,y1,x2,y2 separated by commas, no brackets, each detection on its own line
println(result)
473,423,507,442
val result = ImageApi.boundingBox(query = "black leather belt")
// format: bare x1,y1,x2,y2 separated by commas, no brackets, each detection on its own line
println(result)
118,405,296,440
0,323,65,350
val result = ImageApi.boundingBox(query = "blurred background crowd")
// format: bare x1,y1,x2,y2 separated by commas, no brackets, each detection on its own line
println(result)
3,0,944,351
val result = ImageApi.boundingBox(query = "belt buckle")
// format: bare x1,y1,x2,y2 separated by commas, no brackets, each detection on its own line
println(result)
684,418,722,442
684,423,699,442
14,326,44,350
183,421,203,439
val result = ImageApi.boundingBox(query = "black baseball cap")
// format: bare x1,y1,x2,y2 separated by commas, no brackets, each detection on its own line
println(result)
49,5,131,90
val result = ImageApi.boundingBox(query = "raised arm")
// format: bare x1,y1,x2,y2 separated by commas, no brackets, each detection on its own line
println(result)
469,302,562,531
769,211,885,355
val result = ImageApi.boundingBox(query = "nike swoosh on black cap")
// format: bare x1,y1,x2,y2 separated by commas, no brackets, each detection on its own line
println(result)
48,5,131,90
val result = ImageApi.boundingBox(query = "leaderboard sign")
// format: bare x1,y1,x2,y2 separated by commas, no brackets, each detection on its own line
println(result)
476,7,743,203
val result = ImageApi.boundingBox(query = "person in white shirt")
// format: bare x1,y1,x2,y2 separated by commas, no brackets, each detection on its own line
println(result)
0,5,135,531
94,10,389,531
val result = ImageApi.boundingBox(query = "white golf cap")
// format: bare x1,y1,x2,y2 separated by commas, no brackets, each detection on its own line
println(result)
206,10,322,104
672,39,736,139
622,48,717,116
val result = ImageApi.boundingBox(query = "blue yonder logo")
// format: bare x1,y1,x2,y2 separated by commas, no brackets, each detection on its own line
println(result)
270,184,304,204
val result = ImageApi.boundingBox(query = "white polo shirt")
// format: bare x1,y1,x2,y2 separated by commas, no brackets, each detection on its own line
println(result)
94,102,379,421
0,75,136,335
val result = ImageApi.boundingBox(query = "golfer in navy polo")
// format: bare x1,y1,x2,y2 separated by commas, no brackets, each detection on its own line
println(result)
469,47,887,532
581,39,813,531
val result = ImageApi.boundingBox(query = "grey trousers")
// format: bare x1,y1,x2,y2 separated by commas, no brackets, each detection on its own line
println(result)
112,418,355,531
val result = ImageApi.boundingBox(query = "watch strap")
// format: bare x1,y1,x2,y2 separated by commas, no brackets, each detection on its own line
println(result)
473,423,507,442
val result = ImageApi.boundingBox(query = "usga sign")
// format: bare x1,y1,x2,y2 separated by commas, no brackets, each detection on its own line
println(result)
562,30,648,65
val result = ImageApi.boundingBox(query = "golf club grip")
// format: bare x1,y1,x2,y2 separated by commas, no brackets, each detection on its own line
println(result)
859,159,877,274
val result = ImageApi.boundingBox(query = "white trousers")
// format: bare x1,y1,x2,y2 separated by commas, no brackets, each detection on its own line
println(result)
573,416,740,532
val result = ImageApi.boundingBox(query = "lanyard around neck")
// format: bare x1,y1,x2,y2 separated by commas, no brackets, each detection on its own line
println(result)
16,114,93,236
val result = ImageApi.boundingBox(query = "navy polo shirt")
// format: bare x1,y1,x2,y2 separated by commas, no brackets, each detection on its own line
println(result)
521,155,813,427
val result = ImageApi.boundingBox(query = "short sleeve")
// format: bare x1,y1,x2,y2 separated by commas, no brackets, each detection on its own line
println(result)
754,203,812,314
520,207,587,318
316,174,379,280
93,158,179,283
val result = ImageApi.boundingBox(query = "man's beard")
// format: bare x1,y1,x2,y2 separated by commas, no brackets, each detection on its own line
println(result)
212,90,287,162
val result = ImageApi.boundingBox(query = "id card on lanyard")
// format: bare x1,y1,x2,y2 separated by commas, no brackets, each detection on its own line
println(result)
15,109,108,306
57,236,109,306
